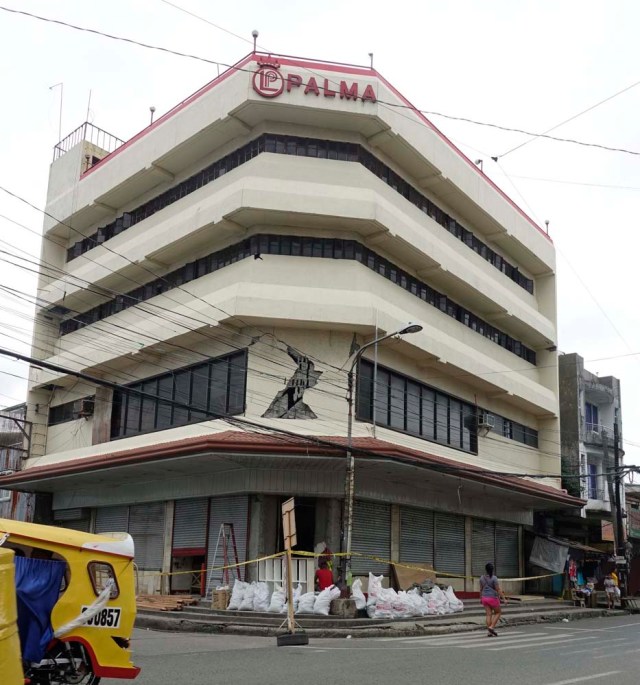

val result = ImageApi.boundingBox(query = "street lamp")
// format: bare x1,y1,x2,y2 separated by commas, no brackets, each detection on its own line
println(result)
340,322,423,592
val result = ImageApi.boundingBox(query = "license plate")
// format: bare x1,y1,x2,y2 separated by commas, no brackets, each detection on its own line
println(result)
81,606,122,628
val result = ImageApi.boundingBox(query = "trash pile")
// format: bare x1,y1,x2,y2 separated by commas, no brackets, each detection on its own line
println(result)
222,574,463,619
362,573,464,619
226,580,341,616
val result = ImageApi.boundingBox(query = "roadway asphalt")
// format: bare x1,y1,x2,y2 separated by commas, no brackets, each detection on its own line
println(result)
107,614,640,685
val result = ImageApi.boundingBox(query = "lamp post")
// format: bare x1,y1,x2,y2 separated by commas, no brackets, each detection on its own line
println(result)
340,322,423,592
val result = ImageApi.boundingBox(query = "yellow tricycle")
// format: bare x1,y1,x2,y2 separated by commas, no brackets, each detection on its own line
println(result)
0,517,140,684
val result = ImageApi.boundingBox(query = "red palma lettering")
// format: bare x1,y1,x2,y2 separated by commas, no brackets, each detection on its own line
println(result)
323,79,336,97
287,74,303,91
304,77,320,96
339,81,358,100
361,85,377,102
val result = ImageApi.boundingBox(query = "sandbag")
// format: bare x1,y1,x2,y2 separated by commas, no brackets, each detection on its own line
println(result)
281,583,303,614
253,582,270,612
351,578,366,610
239,582,256,611
296,592,316,614
426,585,448,615
227,581,248,610
406,588,427,616
445,586,464,613
367,573,384,606
268,585,286,613
369,587,398,619
313,585,340,616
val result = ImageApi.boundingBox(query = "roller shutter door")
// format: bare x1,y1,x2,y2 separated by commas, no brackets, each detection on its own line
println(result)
399,507,434,565
351,501,390,575
472,519,495,576
54,508,91,532
129,502,165,571
434,513,465,575
173,498,208,552
58,518,91,532
496,524,519,578
207,495,249,587
95,506,129,534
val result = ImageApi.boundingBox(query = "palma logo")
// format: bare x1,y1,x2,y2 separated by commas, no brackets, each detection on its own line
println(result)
252,58,377,103
252,58,285,98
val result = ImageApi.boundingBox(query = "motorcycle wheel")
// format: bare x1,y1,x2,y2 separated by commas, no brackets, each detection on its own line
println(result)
42,641,101,685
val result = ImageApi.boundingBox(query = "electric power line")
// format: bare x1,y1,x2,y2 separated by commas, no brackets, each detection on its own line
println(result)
1,4,639,159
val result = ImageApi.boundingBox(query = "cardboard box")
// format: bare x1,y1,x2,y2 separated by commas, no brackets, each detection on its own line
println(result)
212,589,230,610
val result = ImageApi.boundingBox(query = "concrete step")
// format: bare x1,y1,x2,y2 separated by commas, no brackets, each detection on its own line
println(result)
136,598,584,631
136,605,628,638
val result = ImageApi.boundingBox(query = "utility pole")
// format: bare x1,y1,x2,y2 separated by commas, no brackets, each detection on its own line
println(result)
613,421,627,595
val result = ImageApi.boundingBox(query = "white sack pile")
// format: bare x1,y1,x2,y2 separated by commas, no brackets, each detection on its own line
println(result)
366,573,464,619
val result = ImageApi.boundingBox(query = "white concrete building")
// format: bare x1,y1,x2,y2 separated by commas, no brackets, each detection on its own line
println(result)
1,53,583,594
555,352,622,544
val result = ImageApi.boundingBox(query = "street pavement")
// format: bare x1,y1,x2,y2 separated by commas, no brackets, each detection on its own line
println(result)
108,614,640,685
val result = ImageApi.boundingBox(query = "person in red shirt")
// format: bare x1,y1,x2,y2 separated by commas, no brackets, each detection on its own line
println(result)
315,560,334,591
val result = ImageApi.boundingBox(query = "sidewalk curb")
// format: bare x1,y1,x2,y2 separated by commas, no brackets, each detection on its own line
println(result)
135,608,627,639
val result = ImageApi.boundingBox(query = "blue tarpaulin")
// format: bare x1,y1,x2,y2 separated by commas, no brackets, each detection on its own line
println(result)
14,556,66,662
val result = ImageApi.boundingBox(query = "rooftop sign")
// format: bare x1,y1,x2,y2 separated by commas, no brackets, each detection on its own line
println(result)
252,59,376,103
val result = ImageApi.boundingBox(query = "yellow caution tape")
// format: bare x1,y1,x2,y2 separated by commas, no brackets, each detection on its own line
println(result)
144,548,563,583
290,550,562,582
147,551,286,578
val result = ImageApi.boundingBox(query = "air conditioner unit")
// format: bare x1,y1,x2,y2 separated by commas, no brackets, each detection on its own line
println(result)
78,398,95,418
477,412,495,431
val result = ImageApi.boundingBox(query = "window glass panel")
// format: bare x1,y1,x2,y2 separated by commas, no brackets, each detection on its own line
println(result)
512,422,526,444
373,369,389,425
173,371,191,424
140,380,158,432
190,363,210,421
435,394,448,443
406,382,421,435
191,364,209,409
156,376,173,429
125,392,141,435
389,375,405,430
420,389,435,440
356,360,374,422
449,400,461,448
209,360,229,416
227,352,247,414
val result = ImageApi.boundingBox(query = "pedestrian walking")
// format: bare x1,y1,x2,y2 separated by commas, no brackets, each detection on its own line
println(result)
479,562,508,637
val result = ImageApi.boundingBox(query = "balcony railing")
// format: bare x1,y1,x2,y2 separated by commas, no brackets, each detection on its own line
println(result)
584,423,615,446
53,122,125,162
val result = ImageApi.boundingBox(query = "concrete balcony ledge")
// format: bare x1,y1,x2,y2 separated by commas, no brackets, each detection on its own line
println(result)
583,429,614,448
585,497,611,513
583,379,614,404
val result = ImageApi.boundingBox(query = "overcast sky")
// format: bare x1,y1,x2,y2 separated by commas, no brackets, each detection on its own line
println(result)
0,0,637,468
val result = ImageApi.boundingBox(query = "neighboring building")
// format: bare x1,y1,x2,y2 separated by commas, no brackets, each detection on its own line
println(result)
556,353,622,547
626,484,640,594
0,403,34,521
0,53,582,594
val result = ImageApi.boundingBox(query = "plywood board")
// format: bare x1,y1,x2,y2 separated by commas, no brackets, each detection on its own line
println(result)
392,563,436,590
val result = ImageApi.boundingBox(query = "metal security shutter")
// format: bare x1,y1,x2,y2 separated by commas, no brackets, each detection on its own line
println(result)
434,513,465,575
399,506,434,565
471,519,495,576
58,518,91,532
207,495,249,584
129,502,165,571
54,508,91,532
496,524,519,578
351,501,391,575
95,506,129,533
173,498,208,551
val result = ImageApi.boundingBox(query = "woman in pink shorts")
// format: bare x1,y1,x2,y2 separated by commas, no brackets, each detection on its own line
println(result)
480,562,508,636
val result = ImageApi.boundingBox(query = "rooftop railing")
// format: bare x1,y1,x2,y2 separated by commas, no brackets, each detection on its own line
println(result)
53,122,125,162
